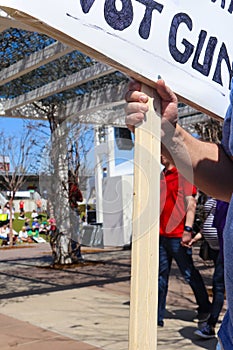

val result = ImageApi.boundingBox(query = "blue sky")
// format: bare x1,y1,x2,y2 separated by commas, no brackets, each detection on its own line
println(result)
0,117,134,173
0,117,25,135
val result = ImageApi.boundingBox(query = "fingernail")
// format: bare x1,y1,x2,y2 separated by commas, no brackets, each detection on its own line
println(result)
140,95,147,102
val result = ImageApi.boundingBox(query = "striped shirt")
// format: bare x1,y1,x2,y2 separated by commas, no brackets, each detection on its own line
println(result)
201,197,219,250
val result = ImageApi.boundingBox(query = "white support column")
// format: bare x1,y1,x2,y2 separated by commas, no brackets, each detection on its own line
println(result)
106,126,115,177
94,126,107,224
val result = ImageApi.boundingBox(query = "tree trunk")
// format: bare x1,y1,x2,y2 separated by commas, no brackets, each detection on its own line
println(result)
8,197,14,246
48,123,82,265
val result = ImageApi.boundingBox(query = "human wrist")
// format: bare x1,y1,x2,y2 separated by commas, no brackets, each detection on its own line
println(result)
184,225,193,233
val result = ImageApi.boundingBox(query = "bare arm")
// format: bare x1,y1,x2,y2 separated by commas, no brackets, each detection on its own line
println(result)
185,195,196,228
170,125,233,202
125,80,233,202
181,195,196,246
188,232,203,247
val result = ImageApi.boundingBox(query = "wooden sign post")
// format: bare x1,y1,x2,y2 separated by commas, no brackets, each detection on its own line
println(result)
129,86,161,349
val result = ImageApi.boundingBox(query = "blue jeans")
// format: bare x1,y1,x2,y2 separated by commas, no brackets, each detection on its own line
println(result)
216,341,223,350
158,236,210,324
208,247,225,327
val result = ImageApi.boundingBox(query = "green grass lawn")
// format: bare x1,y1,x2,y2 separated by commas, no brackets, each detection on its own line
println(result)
13,212,48,232
0,212,49,246
13,212,32,233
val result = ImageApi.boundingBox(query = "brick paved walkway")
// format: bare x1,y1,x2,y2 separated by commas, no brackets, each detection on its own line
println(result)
0,243,225,349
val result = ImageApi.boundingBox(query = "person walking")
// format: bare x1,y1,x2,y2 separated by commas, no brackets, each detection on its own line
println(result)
158,154,211,327
36,199,42,213
19,200,24,214
189,197,228,339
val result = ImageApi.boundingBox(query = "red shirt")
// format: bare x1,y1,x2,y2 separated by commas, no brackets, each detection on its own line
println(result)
68,183,83,209
160,167,197,238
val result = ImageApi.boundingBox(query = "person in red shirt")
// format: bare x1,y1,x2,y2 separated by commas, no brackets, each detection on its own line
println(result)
19,200,24,214
158,155,211,327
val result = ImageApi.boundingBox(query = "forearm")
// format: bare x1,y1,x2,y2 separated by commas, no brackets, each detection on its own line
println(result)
193,232,203,241
184,211,195,229
188,232,203,247
185,196,196,228
163,124,233,202
125,80,233,201
181,196,196,246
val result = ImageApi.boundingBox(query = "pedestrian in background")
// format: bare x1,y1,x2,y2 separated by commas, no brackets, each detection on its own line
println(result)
189,197,228,338
158,155,211,327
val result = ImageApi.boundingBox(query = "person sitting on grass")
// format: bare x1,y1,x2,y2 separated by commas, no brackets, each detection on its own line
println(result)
32,217,39,227
31,209,39,220
0,224,9,245
18,226,33,243
18,210,26,220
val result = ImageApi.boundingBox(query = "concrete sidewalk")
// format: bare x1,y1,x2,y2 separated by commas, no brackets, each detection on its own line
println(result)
0,243,225,349
0,313,100,350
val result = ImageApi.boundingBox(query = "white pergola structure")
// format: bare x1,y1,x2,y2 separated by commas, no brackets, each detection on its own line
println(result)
0,19,127,125
0,10,133,227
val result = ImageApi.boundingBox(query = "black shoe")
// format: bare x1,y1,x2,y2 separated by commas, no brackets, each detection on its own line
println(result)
193,312,210,323
157,321,164,327
194,324,216,339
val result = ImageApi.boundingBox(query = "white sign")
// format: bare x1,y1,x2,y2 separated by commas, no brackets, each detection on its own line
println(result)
1,0,233,119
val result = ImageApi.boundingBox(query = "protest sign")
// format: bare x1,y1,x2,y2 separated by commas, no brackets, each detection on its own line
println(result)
1,0,233,119
1,2,231,349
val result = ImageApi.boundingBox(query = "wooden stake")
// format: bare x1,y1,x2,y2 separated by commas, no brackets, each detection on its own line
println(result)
129,84,161,350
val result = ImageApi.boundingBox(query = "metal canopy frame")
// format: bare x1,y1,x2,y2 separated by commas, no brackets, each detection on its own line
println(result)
0,11,128,126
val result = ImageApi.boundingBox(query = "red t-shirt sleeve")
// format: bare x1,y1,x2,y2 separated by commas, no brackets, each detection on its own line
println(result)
180,174,197,197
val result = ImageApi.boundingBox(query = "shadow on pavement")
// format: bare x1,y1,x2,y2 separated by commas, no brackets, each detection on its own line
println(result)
0,250,131,300
165,308,196,322
179,326,217,350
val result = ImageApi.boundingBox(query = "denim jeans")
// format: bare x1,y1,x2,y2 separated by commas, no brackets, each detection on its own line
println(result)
158,236,210,324
216,340,224,350
208,247,225,327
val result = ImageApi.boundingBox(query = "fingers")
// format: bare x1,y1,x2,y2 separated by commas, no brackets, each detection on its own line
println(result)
181,242,191,248
125,87,149,129
127,79,141,92
126,123,135,133
125,78,178,133
125,111,144,126
125,99,148,115
125,79,148,104
126,78,177,104
181,231,192,246
124,108,146,131
125,89,149,104
156,79,178,104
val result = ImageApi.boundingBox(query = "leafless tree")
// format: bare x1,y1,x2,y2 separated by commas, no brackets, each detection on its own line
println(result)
0,126,39,246
35,103,93,265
